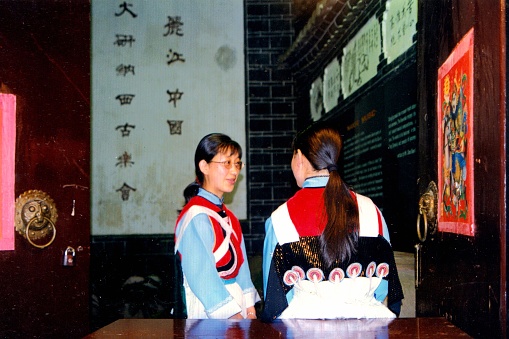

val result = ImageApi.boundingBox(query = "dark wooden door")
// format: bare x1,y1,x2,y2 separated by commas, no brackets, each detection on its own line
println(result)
415,0,506,337
0,1,91,338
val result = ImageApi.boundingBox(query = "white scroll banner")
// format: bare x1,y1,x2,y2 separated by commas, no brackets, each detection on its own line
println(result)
382,0,418,64
323,57,341,113
341,16,381,99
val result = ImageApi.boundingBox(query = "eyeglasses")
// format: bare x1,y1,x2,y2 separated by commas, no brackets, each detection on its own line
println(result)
209,160,245,170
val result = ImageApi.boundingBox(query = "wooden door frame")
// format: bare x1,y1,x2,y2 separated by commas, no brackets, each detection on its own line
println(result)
0,1,91,337
416,0,506,337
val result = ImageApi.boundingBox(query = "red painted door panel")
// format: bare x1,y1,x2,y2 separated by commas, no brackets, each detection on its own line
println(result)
415,0,506,337
0,1,90,337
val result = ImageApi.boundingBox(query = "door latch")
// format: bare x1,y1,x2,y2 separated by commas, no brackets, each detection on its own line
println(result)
15,190,58,249
416,181,438,242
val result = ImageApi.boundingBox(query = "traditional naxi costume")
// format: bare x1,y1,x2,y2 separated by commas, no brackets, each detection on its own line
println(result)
175,189,260,319
262,177,404,321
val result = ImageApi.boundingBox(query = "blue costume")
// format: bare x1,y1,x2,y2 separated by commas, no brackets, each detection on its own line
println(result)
175,189,260,318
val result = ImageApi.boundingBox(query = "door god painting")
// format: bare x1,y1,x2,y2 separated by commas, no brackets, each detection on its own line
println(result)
437,28,474,236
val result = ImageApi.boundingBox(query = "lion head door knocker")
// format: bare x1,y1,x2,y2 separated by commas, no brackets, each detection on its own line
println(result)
416,181,438,243
15,190,58,249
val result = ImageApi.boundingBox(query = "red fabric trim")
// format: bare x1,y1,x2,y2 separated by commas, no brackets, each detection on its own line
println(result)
286,188,326,236
286,188,378,238
175,196,244,278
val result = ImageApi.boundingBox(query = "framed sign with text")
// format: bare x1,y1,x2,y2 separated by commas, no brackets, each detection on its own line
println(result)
91,1,247,235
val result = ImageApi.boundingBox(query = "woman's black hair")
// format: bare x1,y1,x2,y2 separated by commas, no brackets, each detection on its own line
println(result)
183,133,242,204
292,123,359,266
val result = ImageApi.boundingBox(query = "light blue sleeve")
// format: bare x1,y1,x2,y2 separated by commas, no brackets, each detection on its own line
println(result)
263,216,294,304
235,235,261,306
262,217,277,298
177,214,235,313
374,279,389,302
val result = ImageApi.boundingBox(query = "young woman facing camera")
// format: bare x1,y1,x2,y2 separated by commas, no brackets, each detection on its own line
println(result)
174,133,260,319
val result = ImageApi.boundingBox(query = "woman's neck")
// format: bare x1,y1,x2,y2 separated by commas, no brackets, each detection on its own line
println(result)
306,169,329,179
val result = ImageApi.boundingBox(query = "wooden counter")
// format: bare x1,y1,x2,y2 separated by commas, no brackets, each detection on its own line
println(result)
84,317,471,338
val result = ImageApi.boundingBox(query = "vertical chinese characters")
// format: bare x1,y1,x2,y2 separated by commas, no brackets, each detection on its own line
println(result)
114,2,138,200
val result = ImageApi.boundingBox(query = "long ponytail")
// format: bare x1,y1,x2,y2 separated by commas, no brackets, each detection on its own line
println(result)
322,168,359,265
292,124,359,266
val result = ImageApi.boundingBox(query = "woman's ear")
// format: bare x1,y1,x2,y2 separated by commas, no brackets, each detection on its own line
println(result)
294,149,304,166
198,159,209,175
296,149,314,172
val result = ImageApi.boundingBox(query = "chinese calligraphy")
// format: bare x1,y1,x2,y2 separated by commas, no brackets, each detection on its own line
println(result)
116,183,136,201
92,0,247,230
116,151,135,167
115,2,138,18
341,16,381,98
110,6,189,201
114,34,136,47
112,3,140,201
167,120,183,135
116,64,135,76
163,16,184,37
387,0,416,47
167,89,184,107
116,94,135,105
165,18,185,112
116,123,135,137
167,49,185,66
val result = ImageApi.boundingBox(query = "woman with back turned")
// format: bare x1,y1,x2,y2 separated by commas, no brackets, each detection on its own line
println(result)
175,133,260,319
261,123,404,321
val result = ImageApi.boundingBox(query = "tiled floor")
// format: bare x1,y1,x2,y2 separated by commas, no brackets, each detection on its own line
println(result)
394,251,415,318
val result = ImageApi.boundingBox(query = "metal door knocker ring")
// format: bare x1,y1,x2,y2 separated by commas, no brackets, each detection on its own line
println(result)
416,211,428,243
15,190,58,249
25,216,56,249
416,181,437,243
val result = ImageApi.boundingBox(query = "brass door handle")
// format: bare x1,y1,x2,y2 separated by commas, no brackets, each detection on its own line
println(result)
416,209,428,242
416,181,437,243
24,216,56,249
15,190,58,249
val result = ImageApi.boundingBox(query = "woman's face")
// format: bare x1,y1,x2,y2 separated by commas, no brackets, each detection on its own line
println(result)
201,151,241,198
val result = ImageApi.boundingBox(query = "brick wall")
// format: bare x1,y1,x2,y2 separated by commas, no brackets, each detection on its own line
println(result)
244,0,297,255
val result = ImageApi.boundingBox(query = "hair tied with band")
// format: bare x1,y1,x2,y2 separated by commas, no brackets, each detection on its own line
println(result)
327,164,338,172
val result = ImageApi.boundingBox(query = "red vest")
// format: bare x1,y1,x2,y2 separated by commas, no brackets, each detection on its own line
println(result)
286,187,383,237
175,196,244,279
